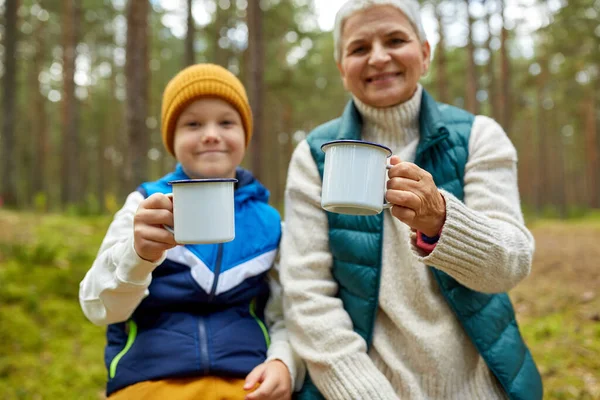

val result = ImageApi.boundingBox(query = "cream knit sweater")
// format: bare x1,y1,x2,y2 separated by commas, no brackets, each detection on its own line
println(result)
280,86,533,399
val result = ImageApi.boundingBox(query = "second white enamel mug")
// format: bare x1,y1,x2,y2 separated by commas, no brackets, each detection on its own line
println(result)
321,140,393,216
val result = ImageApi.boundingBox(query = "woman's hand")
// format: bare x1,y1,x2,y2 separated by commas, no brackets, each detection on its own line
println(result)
133,193,178,262
243,360,292,400
386,155,446,236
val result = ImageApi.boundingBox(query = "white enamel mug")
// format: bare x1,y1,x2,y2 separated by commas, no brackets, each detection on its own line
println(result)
164,178,237,244
321,140,393,216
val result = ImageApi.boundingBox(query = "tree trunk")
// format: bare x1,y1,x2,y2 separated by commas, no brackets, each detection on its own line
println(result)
96,90,107,213
584,89,599,208
499,0,511,133
125,0,150,189
597,79,600,208
61,0,81,207
86,43,105,214
485,2,496,119
534,61,548,214
246,0,264,182
1,0,19,207
519,117,535,207
280,101,294,206
464,0,478,114
434,2,448,103
109,55,122,200
31,18,48,205
185,0,195,66
552,111,567,218
213,3,228,67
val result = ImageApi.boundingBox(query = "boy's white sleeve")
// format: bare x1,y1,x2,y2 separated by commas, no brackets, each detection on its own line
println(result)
265,247,306,392
79,191,166,326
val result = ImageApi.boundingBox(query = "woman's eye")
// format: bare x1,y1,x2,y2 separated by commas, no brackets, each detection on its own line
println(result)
350,46,366,55
389,38,405,45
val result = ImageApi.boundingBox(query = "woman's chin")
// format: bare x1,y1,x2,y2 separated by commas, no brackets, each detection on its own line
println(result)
364,90,414,108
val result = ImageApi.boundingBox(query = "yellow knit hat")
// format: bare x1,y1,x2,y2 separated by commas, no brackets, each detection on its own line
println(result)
161,63,253,156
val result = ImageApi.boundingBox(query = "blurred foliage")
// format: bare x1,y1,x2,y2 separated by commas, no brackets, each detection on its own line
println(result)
2,0,596,215
0,211,110,399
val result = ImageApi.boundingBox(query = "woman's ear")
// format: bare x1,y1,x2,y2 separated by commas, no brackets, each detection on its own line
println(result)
337,62,349,91
421,41,431,76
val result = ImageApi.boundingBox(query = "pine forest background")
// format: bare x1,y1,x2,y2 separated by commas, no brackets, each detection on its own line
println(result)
0,0,599,216
1,0,600,398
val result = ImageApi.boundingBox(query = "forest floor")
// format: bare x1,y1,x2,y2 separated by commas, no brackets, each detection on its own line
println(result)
0,210,598,399
511,217,600,399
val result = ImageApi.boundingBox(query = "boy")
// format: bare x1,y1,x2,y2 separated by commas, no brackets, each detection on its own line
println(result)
79,64,303,400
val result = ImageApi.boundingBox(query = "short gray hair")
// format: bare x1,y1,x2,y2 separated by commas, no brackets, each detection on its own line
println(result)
333,0,427,63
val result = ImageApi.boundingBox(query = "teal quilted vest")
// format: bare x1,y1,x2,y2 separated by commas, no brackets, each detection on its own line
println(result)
297,90,542,400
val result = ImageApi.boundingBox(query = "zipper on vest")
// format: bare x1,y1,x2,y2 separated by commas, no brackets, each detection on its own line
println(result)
197,243,223,374
109,320,137,379
198,317,210,375
208,243,224,302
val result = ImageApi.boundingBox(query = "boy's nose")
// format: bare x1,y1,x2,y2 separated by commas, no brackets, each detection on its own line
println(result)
201,125,221,143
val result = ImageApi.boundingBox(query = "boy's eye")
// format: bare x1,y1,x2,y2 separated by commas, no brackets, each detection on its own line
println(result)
186,121,200,127
220,120,235,126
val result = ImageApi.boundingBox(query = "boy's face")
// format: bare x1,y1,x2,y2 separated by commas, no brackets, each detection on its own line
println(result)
173,98,246,179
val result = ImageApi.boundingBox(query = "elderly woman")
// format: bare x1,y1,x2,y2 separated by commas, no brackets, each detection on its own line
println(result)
279,0,542,399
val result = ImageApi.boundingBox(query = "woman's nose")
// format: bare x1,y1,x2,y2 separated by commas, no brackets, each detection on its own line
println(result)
369,43,391,67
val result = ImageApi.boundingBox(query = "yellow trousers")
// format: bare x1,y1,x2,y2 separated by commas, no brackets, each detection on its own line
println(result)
108,376,250,400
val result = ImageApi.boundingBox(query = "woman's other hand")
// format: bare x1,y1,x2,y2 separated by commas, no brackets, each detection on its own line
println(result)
386,155,446,236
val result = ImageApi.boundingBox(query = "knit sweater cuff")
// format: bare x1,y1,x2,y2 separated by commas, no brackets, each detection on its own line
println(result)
418,190,498,279
311,353,398,400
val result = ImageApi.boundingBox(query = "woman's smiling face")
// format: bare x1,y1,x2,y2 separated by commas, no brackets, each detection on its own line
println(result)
337,5,430,108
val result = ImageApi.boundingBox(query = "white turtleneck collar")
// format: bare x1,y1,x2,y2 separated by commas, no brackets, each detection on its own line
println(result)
352,84,423,153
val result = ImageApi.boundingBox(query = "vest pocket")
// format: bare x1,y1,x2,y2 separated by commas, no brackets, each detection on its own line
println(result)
249,298,270,347
109,319,138,379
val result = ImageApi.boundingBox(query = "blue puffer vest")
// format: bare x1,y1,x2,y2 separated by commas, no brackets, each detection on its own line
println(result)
104,166,281,396
297,91,542,400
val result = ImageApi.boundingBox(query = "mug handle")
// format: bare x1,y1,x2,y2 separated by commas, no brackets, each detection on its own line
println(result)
383,164,393,209
162,193,175,234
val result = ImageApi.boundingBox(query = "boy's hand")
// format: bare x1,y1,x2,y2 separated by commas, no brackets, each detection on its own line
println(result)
243,360,292,400
133,193,178,262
